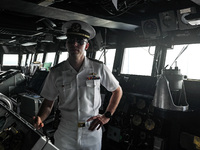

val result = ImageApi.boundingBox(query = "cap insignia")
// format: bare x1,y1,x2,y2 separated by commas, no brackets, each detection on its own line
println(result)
71,23,81,32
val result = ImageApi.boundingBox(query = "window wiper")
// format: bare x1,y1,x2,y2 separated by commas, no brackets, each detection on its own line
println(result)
170,45,189,68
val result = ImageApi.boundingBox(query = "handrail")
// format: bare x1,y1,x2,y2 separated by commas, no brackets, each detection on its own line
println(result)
0,93,13,110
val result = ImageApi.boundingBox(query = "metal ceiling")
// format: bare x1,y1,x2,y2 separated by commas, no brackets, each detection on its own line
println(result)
0,0,138,31
0,0,199,49
0,0,198,31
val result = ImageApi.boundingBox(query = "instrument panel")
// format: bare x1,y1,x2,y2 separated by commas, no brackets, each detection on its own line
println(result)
105,92,163,150
130,95,160,133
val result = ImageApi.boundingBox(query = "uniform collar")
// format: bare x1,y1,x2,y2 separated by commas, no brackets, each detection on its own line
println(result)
82,57,93,69
64,59,73,70
64,57,92,72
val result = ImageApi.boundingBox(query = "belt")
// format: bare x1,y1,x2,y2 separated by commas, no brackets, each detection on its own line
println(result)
78,122,85,127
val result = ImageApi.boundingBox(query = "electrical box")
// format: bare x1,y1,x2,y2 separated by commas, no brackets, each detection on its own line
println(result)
19,93,43,121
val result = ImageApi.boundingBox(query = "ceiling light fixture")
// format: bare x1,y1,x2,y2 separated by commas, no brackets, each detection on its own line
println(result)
56,35,67,40
21,42,37,46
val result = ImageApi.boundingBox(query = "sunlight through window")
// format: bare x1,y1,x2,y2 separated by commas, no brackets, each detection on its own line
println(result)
165,44,200,79
95,49,116,71
3,54,19,66
121,46,155,76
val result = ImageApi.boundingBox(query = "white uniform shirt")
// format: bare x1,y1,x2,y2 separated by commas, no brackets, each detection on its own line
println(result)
40,57,119,150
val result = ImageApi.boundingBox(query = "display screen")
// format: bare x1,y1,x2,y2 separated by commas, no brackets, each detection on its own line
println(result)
28,70,48,95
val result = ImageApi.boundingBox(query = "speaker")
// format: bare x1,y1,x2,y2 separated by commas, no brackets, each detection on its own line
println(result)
19,93,42,121
159,10,178,32
142,19,161,38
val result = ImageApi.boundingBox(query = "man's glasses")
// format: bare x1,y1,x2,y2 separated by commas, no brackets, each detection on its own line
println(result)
67,38,88,45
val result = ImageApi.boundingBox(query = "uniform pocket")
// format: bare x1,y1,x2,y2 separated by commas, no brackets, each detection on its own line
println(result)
86,80,100,88
57,82,72,101
57,82,72,92
85,80,101,110
62,82,72,91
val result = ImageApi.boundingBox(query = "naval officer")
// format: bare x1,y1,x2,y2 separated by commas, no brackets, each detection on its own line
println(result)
33,20,122,150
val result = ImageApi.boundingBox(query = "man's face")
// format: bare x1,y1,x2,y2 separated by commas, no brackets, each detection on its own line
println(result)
66,36,89,57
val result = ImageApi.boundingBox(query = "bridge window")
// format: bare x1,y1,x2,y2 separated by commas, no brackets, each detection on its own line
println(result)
121,46,155,76
21,54,27,66
165,44,200,80
27,54,34,66
58,52,68,63
36,53,44,63
2,54,19,66
95,49,116,71
45,52,56,66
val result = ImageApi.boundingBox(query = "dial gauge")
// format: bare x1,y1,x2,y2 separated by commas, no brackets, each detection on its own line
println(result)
132,114,142,126
143,20,158,35
144,118,155,131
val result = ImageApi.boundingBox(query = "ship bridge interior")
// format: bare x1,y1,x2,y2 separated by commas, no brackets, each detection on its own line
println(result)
1,1,200,150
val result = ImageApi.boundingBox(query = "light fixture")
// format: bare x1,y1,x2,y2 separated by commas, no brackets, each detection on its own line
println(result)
8,39,16,43
21,42,37,46
56,35,67,40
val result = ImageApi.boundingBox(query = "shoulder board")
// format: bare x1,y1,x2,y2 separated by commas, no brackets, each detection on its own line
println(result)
88,57,103,64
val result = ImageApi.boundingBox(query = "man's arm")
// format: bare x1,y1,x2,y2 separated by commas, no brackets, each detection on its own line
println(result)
33,99,54,129
88,86,123,131
104,86,123,116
